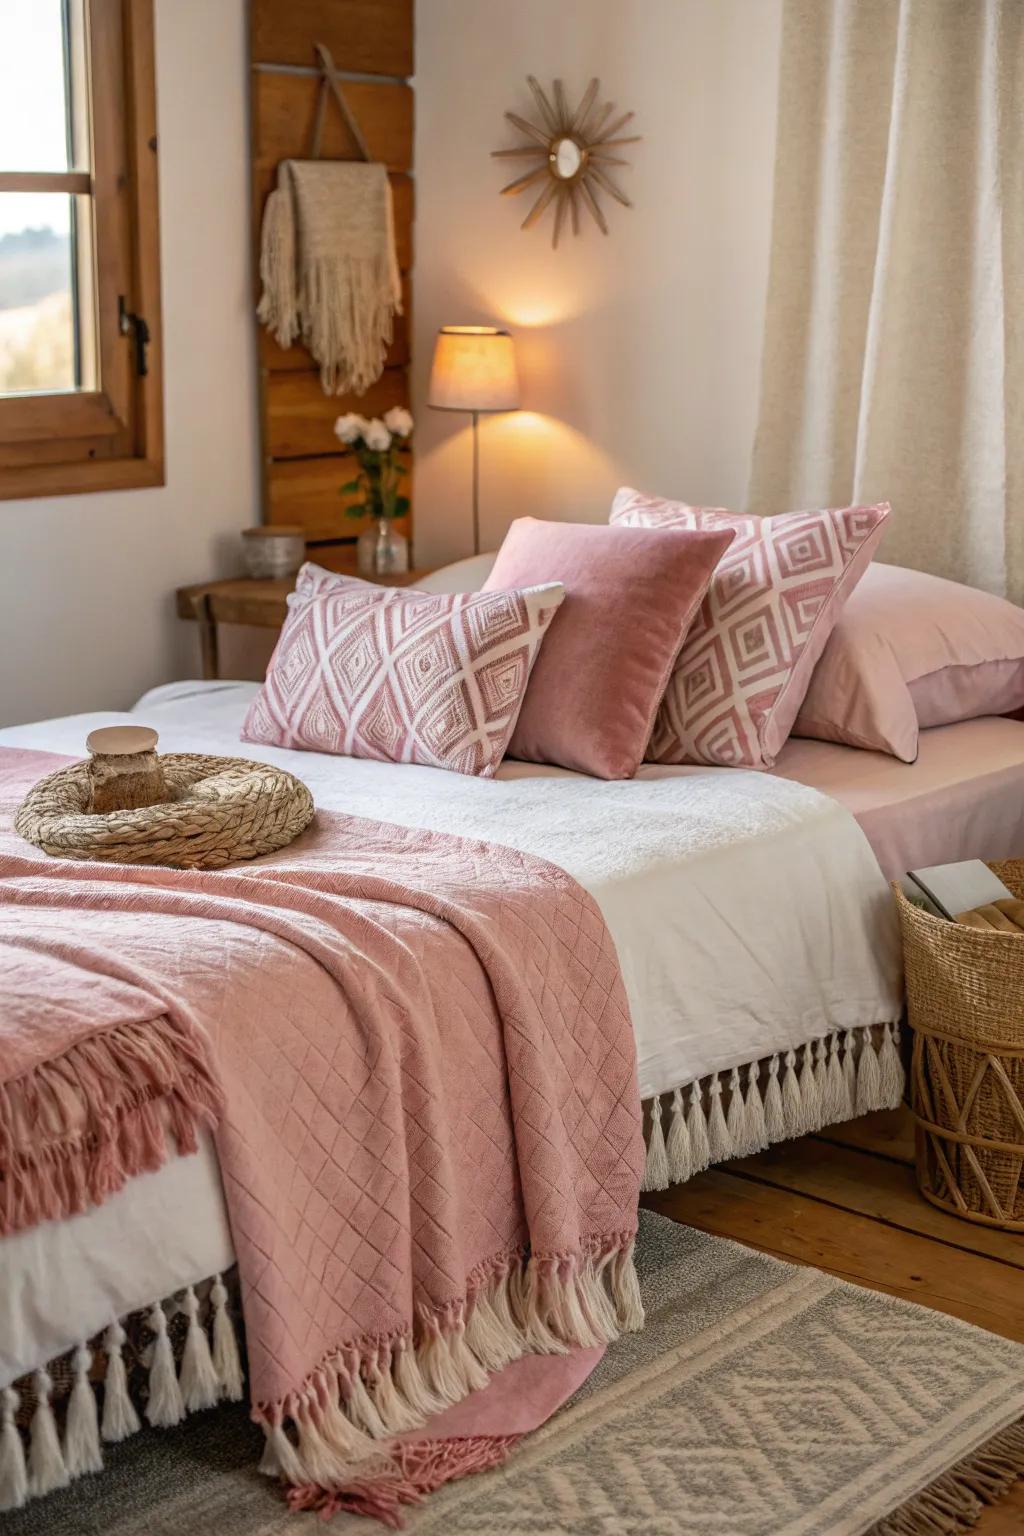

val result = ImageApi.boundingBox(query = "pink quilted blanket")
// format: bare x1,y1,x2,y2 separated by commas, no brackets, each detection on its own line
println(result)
0,748,644,1519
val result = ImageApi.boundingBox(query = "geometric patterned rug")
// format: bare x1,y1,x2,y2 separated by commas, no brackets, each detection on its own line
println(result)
6,1211,1023,1535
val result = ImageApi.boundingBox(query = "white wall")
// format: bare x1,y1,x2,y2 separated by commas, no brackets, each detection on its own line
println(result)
412,0,782,568
0,0,258,726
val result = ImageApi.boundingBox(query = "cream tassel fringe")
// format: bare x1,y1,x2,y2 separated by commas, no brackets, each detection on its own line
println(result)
764,1055,787,1141
879,1021,905,1109
782,1046,803,1130
642,1022,906,1191
64,1347,102,1478
28,1371,68,1498
842,1029,858,1113
4,1272,246,1514
798,1042,818,1134
644,1097,670,1191
725,1068,746,1155
101,1322,141,1442
687,1082,711,1175
466,1278,520,1374
302,254,397,396
180,1287,221,1412
611,1243,645,1332
256,1237,644,1489
665,1088,692,1183
393,1335,446,1419
824,1034,848,1121
145,1303,184,1427
0,1388,28,1512
211,1275,245,1403
369,1348,421,1434
706,1077,732,1162
856,1025,883,1113
257,188,298,348
744,1064,769,1157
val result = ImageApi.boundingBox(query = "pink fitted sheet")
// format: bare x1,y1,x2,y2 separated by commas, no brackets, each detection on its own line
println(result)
772,716,1024,881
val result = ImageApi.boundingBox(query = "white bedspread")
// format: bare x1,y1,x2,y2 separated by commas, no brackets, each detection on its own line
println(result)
0,680,902,1382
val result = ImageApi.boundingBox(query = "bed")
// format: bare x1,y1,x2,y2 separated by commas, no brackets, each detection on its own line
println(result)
6,679,1019,1507
0,674,906,1370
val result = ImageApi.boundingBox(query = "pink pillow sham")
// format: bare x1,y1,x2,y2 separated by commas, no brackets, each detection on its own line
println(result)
794,563,1024,762
242,566,564,777
483,517,735,779
610,488,889,769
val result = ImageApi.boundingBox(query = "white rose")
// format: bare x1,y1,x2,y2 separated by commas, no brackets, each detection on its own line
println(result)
363,419,392,451
334,413,367,446
383,406,413,438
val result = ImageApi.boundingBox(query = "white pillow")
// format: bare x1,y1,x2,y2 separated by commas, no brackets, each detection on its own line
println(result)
415,552,497,595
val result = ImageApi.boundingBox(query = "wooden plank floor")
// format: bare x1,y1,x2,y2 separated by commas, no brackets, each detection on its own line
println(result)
643,1106,1024,1533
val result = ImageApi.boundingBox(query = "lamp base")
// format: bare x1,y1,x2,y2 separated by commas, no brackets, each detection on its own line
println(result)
471,409,480,556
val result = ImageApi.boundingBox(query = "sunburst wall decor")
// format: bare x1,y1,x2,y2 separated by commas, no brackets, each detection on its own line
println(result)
492,77,641,249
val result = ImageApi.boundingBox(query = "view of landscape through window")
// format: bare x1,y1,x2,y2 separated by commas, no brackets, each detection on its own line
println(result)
0,1,77,396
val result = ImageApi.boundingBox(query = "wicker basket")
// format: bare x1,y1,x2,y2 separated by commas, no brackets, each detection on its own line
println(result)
894,860,1024,1231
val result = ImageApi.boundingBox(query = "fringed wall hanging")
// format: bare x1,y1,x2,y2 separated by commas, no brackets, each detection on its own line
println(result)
257,43,402,396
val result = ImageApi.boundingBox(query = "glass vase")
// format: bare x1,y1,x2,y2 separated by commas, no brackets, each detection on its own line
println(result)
357,517,409,579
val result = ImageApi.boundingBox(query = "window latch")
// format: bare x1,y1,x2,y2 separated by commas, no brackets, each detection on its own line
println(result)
118,297,151,377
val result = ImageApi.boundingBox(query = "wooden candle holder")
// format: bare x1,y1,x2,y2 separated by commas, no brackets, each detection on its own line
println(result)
85,725,168,814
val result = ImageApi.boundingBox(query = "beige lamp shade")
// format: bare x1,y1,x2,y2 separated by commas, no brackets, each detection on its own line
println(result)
427,326,520,413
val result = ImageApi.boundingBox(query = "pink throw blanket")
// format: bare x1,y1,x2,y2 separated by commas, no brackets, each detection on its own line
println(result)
0,748,644,1519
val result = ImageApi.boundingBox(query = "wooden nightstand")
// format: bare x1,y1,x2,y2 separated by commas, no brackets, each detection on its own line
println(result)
176,570,433,681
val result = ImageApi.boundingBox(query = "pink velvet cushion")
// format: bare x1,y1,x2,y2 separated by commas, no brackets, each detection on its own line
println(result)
242,566,564,776
794,563,1024,762
482,517,735,779
610,488,889,769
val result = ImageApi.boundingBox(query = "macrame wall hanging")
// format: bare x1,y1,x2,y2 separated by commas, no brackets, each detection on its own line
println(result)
257,43,402,397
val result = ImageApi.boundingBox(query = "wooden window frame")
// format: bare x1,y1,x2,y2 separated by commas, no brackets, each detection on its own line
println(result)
0,0,163,501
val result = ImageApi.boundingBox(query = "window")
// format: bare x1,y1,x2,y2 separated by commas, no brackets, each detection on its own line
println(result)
0,0,162,499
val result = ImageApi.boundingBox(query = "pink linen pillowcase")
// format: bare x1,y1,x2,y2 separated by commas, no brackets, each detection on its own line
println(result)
242,568,564,777
610,488,889,769
794,563,1024,762
482,517,735,779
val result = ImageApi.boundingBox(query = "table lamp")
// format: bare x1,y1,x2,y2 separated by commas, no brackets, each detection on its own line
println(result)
427,325,520,554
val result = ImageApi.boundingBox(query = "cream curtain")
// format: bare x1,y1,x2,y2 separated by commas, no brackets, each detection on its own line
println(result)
748,0,1023,600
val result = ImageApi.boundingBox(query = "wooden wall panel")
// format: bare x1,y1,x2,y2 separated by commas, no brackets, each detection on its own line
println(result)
253,74,413,174
251,0,414,569
264,369,407,460
268,457,411,543
251,0,412,77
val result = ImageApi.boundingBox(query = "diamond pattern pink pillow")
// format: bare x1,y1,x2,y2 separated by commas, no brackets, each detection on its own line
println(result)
242,567,564,776
610,489,890,769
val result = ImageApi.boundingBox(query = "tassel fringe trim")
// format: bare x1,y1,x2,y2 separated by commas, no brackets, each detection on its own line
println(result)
288,1434,520,1525
253,1234,643,1497
0,1272,244,1513
0,1014,223,1238
869,1416,1024,1535
642,1022,906,1192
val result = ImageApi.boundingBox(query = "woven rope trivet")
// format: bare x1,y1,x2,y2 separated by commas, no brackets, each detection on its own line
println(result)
15,754,315,869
